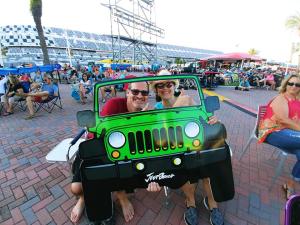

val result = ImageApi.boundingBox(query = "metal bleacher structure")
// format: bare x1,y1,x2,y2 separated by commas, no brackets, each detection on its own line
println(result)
0,24,222,66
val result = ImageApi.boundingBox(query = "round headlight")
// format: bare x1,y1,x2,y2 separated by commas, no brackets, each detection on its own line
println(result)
184,122,200,138
136,162,145,171
173,157,182,166
108,132,125,148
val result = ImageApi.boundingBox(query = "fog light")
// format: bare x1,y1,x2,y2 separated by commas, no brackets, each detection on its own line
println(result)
136,162,145,171
192,139,201,147
173,157,182,166
111,150,120,159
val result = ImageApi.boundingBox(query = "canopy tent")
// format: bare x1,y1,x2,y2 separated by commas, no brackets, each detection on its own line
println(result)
0,64,61,76
0,68,18,76
203,52,262,61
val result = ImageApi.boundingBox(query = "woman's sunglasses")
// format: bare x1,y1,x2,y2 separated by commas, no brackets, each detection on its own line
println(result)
130,89,149,96
287,82,300,88
156,81,175,89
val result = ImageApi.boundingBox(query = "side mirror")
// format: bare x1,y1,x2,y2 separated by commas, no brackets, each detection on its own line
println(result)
285,195,300,225
77,110,96,128
205,96,220,113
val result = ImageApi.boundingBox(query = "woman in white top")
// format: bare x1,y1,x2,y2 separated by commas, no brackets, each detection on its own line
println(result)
79,72,91,104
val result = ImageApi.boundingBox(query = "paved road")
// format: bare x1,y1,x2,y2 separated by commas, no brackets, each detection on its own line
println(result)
0,82,298,225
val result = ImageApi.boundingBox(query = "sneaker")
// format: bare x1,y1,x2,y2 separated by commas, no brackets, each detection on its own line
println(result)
203,197,224,225
184,206,199,225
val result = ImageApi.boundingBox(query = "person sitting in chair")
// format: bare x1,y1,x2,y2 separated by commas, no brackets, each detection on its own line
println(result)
0,75,8,104
258,74,300,200
23,74,58,120
1,75,26,116
238,74,250,91
79,72,92,105
100,70,116,103
33,69,43,85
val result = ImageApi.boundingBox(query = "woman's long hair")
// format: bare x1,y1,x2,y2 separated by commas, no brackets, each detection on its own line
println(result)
8,75,19,86
279,74,300,96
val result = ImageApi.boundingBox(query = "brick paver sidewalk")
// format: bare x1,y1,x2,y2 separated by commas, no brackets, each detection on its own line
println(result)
0,84,298,225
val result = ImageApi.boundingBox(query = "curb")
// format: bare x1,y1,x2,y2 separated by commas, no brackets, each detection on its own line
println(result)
203,89,257,118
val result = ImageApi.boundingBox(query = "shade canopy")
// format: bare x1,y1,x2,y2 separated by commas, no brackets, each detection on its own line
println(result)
204,52,262,61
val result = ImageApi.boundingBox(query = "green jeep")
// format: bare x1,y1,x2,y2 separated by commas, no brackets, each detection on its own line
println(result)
76,74,234,222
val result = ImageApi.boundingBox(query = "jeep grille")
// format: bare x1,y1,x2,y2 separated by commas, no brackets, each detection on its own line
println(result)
128,126,184,154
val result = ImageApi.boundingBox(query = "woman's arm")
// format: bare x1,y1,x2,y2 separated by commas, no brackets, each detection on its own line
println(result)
271,95,300,131
173,89,196,107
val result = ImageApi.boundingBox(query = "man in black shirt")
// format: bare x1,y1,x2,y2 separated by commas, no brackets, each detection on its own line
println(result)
1,75,26,116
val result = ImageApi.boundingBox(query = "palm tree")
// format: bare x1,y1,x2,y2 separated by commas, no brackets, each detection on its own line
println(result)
30,0,50,65
286,12,300,70
0,45,8,66
285,12,300,36
248,48,259,56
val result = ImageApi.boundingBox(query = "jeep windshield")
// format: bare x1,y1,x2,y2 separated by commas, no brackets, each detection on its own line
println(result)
96,76,202,117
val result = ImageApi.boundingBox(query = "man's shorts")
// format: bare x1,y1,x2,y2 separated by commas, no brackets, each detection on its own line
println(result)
1,95,23,104
71,154,81,183
33,96,43,102
33,95,51,103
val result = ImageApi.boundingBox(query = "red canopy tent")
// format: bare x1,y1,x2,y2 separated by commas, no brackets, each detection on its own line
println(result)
203,52,262,61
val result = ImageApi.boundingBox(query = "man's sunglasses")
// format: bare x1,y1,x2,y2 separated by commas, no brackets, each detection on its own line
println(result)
156,81,175,89
130,89,149,96
287,82,300,88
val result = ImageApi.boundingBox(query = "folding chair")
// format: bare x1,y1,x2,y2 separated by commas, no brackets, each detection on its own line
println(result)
85,78,94,98
100,86,116,103
0,101,3,115
104,88,113,99
34,83,63,113
14,98,27,111
238,105,291,190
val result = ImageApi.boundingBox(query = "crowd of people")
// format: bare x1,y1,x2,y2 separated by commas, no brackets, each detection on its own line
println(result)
217,67,297,91
0,71,58,119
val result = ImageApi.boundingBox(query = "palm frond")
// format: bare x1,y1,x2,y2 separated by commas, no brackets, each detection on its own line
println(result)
285,12,300,29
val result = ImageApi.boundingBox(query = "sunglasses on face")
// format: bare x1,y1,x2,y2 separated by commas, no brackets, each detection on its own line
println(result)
156,82,174,89
130,89,149,96
287,82,300,88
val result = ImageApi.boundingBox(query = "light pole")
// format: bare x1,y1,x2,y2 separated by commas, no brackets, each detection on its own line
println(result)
64,30,73,67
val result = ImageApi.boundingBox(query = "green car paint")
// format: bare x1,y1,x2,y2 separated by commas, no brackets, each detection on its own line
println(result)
87,74,214,162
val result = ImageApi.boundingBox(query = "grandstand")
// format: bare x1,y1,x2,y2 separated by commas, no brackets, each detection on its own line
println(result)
0,25,222,66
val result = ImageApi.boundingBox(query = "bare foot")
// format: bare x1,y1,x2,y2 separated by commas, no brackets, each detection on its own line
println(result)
119,195,134,222
283,183,295,200
70,197,85,223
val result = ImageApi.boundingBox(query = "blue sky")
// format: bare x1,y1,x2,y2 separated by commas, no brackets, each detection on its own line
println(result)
0,0,299,62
